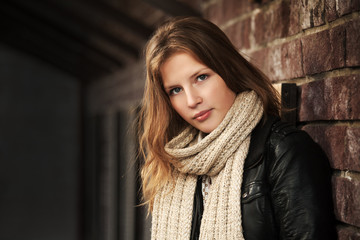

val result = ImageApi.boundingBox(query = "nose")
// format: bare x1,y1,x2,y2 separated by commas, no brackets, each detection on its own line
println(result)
186,88,202,108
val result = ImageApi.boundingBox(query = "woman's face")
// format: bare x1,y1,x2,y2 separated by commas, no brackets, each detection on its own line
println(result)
161,52,236,133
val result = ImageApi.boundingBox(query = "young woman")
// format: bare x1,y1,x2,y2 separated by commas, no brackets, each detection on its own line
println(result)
138,16,337,240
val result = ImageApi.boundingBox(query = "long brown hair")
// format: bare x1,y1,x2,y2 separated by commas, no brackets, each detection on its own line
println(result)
138,16,280,210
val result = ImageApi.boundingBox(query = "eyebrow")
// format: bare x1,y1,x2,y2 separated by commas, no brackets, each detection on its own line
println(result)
189,67,208,79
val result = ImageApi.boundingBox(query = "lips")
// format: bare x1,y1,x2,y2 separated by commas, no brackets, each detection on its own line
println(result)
193,109,212,121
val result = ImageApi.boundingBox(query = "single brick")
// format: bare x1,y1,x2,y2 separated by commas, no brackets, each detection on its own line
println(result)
254,11,267,45
301,0,325,29
346,18,360,67
289,0,301,35
224,18,251,50
221,0,255,24
337,225,360,240
249,40,303,81
299,75,360,121
332,174,360,227
269,39,304,80
248,48,270,79
337,0,360,17
302,26,345,75
325,0,338,22
302,125,360,172
273,1,291,38
254,1,290,45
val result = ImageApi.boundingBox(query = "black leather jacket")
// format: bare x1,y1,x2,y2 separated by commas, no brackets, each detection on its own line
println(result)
191,116,337,239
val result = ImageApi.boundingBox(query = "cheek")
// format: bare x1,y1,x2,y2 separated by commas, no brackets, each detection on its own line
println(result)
225,93,236,111
212,80,236,107
170,98,187,119
224,90,236,106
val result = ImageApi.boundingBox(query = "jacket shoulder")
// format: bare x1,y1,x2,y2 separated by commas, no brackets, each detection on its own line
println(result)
266,122,337,239
268,121,312,150
271,121,299,138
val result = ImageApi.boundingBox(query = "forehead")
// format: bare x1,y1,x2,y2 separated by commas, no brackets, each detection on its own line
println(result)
161,49,204,68
161,52,206,76
161,53,206,87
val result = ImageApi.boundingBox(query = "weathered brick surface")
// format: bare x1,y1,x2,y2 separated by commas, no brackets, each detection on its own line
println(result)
325,0,338,22
325,0,360,22
224,18,251,50
249,39,303,81
221,0,255,24
337,226,360,240
203,0,257,26
289,0,301,35
299,75,360,121
302,125,360,171
332,174,360,227
248,47,269,75
203,1,222,25
269,40,303,80
302,26,345,75
254,1,291,45
301,0,325,29
337,0,360,17
346,18,360,67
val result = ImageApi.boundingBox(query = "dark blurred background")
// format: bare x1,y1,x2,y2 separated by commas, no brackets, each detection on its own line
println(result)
0,0,200,239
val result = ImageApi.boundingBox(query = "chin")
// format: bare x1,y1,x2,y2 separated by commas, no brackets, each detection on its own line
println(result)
200,129,212,134
197,125,216,134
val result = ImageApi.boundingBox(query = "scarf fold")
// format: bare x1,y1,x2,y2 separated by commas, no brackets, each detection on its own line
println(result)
151,91,264,240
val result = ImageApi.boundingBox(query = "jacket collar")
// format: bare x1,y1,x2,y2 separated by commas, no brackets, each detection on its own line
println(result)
244,115,279,170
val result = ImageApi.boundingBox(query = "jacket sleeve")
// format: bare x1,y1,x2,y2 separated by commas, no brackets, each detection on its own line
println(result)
267,129,337,239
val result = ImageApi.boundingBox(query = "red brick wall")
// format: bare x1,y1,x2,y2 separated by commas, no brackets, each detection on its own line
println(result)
201,0,360,237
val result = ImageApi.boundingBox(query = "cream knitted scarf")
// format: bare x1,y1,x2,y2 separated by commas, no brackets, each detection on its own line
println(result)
151,91,263,240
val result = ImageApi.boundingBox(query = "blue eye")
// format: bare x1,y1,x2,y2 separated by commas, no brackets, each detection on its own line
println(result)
169,87,182,95
197,74,208,81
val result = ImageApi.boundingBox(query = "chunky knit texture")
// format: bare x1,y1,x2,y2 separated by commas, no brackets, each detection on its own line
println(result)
151,91,264,240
